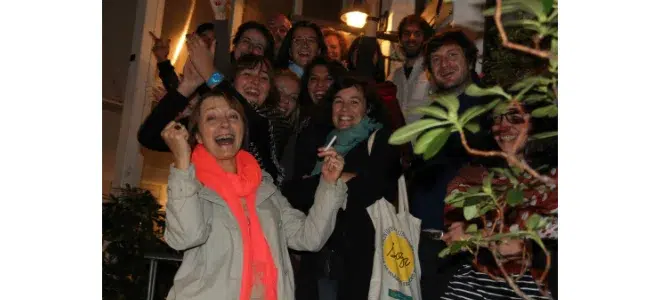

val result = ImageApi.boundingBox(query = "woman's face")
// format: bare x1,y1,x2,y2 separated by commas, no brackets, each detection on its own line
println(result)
234,29,267,60
308,65,333,104
290,27,320,67
332,86,367,130
491,105,530,155
234,63,271,106
275,75,300,117
195,96,244,161
325,35,341,61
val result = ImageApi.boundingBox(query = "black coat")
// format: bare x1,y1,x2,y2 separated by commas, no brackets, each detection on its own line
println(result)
282,127,402,300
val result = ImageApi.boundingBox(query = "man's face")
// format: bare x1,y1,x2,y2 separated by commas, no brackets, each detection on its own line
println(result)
400,23,424,58
268,15,292,44
430,43,470,90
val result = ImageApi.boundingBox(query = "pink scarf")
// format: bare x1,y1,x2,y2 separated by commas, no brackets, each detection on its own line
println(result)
191,145,278,300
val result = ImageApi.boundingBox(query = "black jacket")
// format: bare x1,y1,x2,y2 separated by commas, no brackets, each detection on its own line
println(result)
136,82,290,186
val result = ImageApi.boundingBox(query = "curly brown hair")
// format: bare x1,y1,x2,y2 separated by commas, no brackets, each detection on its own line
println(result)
322,27,348,61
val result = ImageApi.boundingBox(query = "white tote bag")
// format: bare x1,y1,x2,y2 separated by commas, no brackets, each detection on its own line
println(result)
365,131,422,300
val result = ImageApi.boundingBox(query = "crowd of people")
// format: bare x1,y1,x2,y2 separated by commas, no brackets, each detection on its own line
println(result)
137,1,558,299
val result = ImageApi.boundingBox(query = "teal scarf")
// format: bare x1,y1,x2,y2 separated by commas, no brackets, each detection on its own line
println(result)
310,117,382,176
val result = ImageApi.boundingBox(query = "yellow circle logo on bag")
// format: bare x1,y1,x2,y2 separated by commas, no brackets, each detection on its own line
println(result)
382,228,416,284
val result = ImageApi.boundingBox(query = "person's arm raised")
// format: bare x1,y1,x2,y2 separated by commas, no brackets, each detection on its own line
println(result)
161,121,211,250
209,0,233,77
137,58,204,151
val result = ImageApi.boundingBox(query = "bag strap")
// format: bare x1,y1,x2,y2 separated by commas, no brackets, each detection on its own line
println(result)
367,129,409,213
367,129,379,156
397,175,409,213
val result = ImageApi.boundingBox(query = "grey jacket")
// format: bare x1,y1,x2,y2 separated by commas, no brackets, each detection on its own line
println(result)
164,165,348,300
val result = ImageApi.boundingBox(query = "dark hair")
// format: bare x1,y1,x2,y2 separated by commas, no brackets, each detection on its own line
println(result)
397,14,434,42
195,22,215,35
322,75,392,130
346,36,385,83
231,21,276,63
424,30,479,80
481,101,558,169
299,56,348,110
322,27,348,61
233,53,280,109
275,21,328,69
188,84,250,150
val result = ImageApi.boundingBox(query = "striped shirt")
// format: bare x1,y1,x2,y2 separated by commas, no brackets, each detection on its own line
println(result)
441,264,552,300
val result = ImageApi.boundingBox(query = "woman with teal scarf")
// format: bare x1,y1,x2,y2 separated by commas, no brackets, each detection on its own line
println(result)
281,76,403,300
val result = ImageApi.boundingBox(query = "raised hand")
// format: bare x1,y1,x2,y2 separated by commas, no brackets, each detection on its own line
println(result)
149,31,170,62
317,147,345,184
209,0,232,20
176,57,205,97
161,121,192,170
186,33,216,82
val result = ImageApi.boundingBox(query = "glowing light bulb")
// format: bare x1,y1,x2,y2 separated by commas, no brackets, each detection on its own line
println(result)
342,11,368,28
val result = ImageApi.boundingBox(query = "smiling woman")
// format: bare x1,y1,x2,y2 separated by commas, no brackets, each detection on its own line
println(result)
275,21,328,77
160,84,350,300
282,76,402,300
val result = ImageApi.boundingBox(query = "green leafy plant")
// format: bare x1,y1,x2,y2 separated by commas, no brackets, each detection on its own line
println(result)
389,0,558,299
103,186,179,300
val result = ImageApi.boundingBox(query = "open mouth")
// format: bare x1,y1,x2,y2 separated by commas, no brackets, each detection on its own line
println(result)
313,91,326,101
297,51,310,59
215,134,235,146
498,134,518,142
244,87,260,98
440,71,456,79
337,115,354,126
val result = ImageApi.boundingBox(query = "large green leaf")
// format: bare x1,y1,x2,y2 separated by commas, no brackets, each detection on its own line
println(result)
467,186,481,194
412,106,449,120
529,131,558,140
508,0,546,20
423,129,453,160
483,172,494,195
445,192,467,208
501,19,543,32
506,188,524,206
491,168,519,185
531,105,558,118
388,119,450,145
464,122,481,134
464,195,489,207
510,76,552,92
438,247,452,258
479,202,497,215
466,224,478,234
525,213,542,230
432,95,460,116
465,84,511,100
464,205,479,220
522,93,550,104
414,127,448,155
541,0,554,14
458,99,501,125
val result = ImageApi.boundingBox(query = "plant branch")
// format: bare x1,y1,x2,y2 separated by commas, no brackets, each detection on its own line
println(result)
494,0,552,59
457,128,556,185
489,243,533,300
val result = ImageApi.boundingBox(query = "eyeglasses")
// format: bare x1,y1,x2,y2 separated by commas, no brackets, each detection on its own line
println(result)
272,26,289,35
292,37,318,47
492,111,525,125
238,38,265,52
